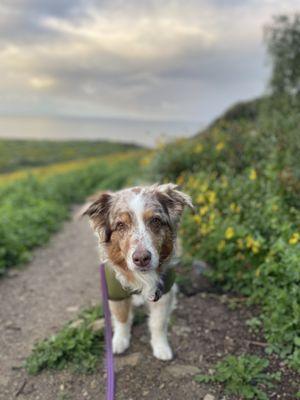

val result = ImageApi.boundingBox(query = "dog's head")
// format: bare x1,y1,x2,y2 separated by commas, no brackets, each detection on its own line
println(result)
83,184,193,273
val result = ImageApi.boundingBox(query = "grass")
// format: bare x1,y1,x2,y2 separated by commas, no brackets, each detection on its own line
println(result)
195,355,281,400
0,139,139,173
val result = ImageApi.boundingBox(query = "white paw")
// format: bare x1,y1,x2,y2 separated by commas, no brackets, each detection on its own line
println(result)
152,341,173,361
112,334,130,354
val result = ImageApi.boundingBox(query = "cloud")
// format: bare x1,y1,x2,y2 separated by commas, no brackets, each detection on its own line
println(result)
0,0,299,124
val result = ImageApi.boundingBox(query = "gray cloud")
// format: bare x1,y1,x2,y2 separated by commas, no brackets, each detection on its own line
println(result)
0,0,299,129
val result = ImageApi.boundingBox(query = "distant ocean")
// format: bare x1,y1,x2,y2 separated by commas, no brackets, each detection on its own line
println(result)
0,116,203,147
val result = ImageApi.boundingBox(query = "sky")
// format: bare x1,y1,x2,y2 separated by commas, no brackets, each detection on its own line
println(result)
0,0,298,145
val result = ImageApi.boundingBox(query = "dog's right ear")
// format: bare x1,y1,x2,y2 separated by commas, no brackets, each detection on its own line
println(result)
82,192,113,241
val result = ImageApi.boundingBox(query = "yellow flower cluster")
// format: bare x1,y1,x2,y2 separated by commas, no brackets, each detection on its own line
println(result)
289,233,299,245
194,143,204,154
216,141,225,152
229,203,241,213
225,227,235,239
245,235,261,254
249,169,257,181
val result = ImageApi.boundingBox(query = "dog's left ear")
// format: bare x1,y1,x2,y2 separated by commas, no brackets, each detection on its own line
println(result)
156,183,194,225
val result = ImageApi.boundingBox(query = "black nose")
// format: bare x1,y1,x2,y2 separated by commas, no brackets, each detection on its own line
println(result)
132,250,152,268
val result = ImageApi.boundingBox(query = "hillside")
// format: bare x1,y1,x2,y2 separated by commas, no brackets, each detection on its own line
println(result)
0,139,140,173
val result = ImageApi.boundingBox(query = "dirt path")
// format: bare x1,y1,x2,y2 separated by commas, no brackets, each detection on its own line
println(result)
0,208,101,399
0,209,297,400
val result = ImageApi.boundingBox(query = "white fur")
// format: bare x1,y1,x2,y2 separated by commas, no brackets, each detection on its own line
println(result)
111,285,177,360
110,303,133,354
148,285,177,360
123,193,160,299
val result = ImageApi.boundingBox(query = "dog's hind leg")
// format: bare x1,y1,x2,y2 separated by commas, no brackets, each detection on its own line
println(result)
109,298,133,354
148,284,176,361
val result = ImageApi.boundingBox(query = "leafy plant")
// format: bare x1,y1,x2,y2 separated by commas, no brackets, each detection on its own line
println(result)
195,355,281,400
26,306,104,374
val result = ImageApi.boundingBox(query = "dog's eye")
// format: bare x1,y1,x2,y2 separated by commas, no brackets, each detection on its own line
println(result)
116,221,126,231
150,217,162,228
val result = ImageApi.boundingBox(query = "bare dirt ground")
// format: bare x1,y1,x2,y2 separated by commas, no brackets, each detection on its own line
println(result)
0,209,298,400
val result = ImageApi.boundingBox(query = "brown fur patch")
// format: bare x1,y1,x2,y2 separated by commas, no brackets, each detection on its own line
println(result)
109,298,131,323
131,187,142,194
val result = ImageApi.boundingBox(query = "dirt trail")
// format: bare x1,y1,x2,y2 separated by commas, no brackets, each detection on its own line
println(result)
0,208,101,399
0,208,297,400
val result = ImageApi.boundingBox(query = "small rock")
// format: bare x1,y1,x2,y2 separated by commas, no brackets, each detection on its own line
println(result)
172,325,192,337
66,306,79,313
116,352,142,371
165,364,200,378
143,390,149,396
89,318,105,333
69,319,84,329
204,395,215,400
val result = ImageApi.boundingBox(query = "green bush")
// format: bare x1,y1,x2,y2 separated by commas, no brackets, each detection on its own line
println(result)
147,97,300,370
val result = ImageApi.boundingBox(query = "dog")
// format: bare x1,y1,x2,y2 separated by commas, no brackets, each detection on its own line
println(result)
83,183,193,360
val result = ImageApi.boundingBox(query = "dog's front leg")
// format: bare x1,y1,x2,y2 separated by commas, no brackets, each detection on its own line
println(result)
148,286,176,360
109,298,133,354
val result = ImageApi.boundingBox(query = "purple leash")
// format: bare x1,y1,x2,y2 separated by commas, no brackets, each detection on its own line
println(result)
99,263,115,400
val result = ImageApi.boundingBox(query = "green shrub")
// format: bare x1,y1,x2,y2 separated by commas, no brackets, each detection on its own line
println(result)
195,355,281,400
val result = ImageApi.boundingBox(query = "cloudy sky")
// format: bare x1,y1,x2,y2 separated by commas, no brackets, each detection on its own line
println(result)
0,0,298,144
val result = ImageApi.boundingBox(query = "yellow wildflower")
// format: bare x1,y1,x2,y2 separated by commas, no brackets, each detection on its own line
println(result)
193,215,201,224
225,227,235,240
218,240,226,252
207,191,217,204
194,143,204,154
216,142,225,151
196,194,205,204
200,224,209,236
230,203,236,212
252,242,260,254
140,156,151,166
176,174,185,186
246,235,254,248
200,206,209,216
289,233,299,245
249,169,257,181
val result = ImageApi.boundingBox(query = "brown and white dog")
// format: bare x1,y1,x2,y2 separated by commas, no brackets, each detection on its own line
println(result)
83,183,193,360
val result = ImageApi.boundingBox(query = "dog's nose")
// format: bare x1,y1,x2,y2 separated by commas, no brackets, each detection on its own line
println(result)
132,249,152,268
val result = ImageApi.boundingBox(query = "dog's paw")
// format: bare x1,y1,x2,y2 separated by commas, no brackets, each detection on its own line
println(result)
152,340,173,361
112,334,130,354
